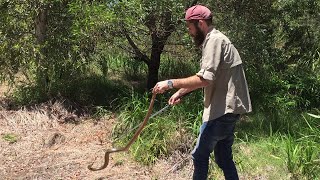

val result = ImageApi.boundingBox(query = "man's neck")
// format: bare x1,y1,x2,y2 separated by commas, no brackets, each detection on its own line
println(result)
204,25,214,36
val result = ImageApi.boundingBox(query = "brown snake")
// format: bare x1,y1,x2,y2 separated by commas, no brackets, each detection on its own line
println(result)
88,93,157,171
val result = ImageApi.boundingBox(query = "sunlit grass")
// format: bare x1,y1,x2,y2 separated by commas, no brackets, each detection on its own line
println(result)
107,54,320,178
112,87,319,178
8,50,319,178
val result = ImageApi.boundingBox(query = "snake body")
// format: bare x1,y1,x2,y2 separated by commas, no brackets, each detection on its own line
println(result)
88,93,157,171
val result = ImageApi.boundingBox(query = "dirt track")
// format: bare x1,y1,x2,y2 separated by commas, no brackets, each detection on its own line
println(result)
0,101,193,180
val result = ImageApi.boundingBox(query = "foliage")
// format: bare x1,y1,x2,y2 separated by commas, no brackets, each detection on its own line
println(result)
1,0,319,109
0,0,116,104
1,0,320,178
286,135,319,178
202,0,320,111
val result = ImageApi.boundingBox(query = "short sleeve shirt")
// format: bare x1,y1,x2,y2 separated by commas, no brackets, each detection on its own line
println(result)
196,28,252,122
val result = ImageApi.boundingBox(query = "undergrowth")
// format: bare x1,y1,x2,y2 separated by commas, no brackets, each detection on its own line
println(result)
113,90,320,178
5,52,320,178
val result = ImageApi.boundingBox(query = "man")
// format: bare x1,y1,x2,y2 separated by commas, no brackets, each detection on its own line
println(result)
152,4,252,180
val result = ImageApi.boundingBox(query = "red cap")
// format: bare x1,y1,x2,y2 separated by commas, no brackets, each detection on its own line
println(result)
185,5,212,20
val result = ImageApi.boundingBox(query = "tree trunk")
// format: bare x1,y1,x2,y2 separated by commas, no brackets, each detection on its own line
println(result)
146,33,167,90
35,8,47,44
34,6,49,93
144,9,178,90
147,49,161,90
147,63,159,91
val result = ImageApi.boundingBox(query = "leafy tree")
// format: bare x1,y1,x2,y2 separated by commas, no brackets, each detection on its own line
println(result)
0,0,114,102
1,0,319,109
203,0,320,110
103,0,199,89
1,0,198,95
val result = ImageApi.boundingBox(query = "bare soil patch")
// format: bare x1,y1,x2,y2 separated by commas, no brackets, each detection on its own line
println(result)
0,99,193,180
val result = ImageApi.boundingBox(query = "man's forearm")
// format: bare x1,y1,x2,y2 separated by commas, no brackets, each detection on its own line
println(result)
172,75,209,90
152,75,209,95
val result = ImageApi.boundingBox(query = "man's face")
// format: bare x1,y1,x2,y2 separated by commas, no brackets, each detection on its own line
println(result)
186,21,205,47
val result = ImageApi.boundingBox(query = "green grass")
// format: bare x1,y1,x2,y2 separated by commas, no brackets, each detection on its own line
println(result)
8,51,320,178
105,55,319,178
112,89,320,178
235,137,289,179
207,136,289,179
2,133,19,143
232,111,320,179
207,114,320,179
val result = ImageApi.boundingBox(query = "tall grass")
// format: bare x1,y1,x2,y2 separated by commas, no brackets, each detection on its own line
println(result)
105,51,148,82
108,54,319,178
159,54,199,79
113,92,320,178
285,112,320,179
111,89,203,165
9,47,319,178
233,109,320,178
11,52,132,107
111,55,204,165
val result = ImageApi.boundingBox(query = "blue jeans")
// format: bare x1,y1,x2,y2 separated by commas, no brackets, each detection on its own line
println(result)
191,113,240,180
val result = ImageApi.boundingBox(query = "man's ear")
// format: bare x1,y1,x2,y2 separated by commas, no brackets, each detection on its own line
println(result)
198,19,206,29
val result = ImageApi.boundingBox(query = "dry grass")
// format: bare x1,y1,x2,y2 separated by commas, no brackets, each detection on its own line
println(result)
0,98,193,180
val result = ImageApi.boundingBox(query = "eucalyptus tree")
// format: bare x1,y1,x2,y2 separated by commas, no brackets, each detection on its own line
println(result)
105,0,199,89
0,0,114,101
1,0,199,94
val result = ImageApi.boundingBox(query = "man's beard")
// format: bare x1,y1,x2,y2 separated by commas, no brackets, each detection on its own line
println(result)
192,25,205,47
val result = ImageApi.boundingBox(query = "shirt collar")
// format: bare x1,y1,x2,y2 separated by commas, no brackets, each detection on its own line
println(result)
201,26,215,48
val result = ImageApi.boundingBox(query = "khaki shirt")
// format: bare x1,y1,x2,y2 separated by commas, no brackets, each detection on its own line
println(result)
196,28,252,122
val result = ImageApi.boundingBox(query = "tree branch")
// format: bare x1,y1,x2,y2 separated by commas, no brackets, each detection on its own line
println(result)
121,24,150,64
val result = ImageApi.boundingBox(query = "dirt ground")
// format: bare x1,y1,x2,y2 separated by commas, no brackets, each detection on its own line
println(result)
0,93,193,180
